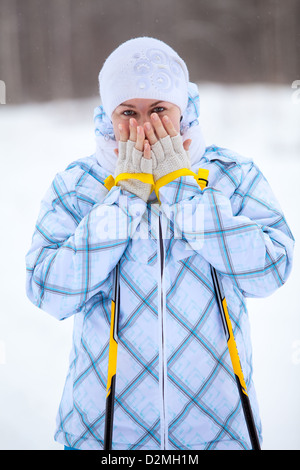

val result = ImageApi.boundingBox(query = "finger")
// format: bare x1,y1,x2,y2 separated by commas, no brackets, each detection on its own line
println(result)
171,134,185,154
140,144,153,173
118,123,129,142
151,113,168,139
135,125,145,152
183,139,192,151
150,140,164,166
143,139,151,160
114,148,119,157
159,135,174,156
144,121,158,146
162,115,178,137
129,118,137,142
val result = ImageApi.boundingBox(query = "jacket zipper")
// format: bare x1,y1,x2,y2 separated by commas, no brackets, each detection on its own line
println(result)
158,213,167,450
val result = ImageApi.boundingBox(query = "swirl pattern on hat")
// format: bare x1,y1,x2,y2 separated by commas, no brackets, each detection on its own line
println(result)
99,37,189,119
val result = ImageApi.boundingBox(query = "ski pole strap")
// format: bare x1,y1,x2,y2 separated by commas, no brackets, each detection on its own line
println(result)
195,168,209,190
115,172,154,187
104,174,115,191
155,167,210,202
154,168,195,201
104,168,209,202
104,173,155,193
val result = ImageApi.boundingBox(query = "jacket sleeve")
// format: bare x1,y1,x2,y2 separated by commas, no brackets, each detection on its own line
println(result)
158,161,295,298
25,169,147,320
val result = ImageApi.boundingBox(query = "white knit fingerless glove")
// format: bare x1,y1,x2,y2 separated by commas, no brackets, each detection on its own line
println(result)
151,134,191,182
114,140,153,203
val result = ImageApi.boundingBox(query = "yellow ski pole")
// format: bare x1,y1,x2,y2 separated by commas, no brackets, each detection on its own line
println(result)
104,262,120,450
197,169,261,450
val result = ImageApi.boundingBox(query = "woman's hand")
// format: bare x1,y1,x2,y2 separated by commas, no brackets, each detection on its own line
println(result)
113,119,153,202
113,113,193,198
113,114,192,158
145,113,193,183
114,118,152,159
144,113,192,153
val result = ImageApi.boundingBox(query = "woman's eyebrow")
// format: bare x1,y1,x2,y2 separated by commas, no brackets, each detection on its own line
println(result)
119,100,164,108
119,103,135,108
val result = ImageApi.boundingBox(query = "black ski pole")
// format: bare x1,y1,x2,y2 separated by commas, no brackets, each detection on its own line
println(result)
197,168,261,450
211,267,261,450
104,262,120,450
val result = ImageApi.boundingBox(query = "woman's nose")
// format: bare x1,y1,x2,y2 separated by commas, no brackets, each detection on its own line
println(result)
136,115,151,128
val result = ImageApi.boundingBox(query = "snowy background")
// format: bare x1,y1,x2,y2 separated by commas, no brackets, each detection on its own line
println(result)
0,83,299,450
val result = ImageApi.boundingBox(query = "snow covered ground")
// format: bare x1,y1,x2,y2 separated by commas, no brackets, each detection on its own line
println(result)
0,83,299,450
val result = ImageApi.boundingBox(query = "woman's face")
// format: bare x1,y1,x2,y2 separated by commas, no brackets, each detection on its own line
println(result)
111,99,181,142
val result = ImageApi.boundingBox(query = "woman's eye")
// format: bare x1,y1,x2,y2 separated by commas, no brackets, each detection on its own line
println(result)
152,107,165,113
122,107,165,117
123,110,135,116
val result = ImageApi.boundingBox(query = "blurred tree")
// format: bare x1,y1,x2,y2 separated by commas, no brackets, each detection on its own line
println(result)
0,0,22,101
0,0,299,103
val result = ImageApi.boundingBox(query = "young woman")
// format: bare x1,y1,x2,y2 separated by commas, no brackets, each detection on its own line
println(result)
25,37,294,450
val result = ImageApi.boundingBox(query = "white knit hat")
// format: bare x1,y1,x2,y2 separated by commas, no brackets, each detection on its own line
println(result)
99,37,189,120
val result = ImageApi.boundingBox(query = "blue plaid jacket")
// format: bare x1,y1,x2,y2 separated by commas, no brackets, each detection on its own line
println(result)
26,145,294,450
